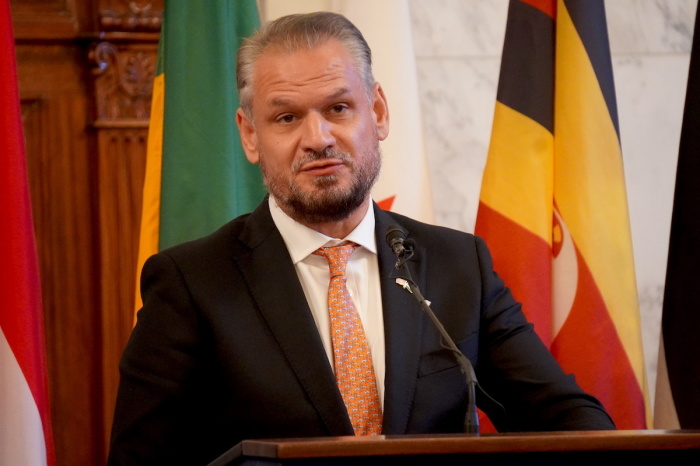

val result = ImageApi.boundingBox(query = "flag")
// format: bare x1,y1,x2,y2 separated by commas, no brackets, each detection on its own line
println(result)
340,0,435,223
135,0,267,309
475,0,649,429
654,7,700,429
261,0,435,223
0,2,55,464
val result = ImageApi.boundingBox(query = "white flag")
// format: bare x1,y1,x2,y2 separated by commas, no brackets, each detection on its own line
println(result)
261,0,435,223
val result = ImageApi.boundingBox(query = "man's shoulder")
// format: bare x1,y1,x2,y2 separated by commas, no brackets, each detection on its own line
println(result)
379,208,478,244
159,199,274,260
375,208,493,267
160,213,249,256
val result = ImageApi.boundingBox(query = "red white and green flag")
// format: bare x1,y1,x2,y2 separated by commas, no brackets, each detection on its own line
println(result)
476,0,649,429
0,2,55,463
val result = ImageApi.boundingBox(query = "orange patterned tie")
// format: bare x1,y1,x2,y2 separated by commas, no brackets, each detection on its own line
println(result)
314,243,382,435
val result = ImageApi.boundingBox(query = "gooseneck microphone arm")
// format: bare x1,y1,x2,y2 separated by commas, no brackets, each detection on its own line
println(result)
385,225,480,435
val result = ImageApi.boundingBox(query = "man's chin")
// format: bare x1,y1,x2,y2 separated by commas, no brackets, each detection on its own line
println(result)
284,188,368,224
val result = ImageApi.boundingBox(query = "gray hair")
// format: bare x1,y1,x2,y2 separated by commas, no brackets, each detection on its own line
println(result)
237,12,375,118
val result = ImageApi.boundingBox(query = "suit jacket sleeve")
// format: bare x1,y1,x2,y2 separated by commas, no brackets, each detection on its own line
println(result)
376,209,614,433
108,251,207,465
470,235,615,431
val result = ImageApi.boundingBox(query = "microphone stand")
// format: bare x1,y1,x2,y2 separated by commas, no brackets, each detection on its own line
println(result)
391,244,480,435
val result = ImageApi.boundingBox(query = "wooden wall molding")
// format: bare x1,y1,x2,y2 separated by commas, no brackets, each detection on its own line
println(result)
11,0,86,39
96,127,149,448
88,24,159,455
18,48,102,463
99,0,163,32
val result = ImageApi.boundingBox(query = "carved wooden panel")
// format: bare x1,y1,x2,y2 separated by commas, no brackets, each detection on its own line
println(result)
95,127,149,447
17,42,103,466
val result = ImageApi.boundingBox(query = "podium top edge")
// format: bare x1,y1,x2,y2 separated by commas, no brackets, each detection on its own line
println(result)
238,430,700,460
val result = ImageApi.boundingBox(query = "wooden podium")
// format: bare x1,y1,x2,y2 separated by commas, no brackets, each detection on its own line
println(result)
209,430,700,465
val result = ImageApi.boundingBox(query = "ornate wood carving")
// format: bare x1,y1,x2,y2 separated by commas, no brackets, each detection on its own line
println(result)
99,0,163,31
91,40,157,122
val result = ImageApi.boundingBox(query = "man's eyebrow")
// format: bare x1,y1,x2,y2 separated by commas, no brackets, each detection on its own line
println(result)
329,87,352,100
267,88,353,108
268,97,292,108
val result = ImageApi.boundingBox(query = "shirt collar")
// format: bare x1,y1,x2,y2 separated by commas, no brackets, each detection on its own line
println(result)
268,195,377,264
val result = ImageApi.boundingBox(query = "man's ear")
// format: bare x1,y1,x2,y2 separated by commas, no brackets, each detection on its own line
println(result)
236,108,260,164
372,82,390,141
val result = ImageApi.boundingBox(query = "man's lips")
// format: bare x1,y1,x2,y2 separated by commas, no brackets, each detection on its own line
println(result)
298,159,346,174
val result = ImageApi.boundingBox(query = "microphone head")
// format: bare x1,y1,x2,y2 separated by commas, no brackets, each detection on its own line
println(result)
385,224,406,243
385,225,407,254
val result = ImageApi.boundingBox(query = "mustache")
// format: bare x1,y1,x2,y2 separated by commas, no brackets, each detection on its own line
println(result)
292,148,353,173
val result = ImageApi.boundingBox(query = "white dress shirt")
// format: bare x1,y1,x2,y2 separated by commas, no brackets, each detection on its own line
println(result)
268,196,386,407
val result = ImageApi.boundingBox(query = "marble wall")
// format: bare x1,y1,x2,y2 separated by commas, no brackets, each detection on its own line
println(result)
261,0,698,409
409,0,697,407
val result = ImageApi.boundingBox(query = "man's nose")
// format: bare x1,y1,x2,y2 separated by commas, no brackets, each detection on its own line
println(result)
301,111,336,153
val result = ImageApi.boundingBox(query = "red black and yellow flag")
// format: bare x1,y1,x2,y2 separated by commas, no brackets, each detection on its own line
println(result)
476,0,649,429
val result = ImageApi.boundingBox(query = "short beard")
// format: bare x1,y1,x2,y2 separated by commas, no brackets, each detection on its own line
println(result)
261,144,381,225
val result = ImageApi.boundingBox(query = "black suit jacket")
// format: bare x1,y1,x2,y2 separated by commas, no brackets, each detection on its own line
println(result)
108,200,614,465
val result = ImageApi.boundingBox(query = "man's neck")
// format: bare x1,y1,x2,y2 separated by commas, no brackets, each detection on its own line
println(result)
280,196,372,239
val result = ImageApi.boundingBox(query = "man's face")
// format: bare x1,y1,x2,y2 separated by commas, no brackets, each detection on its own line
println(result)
237,39,389,225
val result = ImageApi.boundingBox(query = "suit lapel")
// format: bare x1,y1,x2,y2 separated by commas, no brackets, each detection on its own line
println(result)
234,201,353,436
374,206,427,434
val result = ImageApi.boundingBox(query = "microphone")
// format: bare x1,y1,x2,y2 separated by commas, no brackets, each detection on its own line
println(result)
385,224,407,255
384,224,484,435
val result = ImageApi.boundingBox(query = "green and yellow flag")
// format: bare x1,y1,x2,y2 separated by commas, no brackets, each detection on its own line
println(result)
136,0,266,310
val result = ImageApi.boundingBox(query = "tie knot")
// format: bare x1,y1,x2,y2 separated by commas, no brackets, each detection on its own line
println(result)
314,243,357,278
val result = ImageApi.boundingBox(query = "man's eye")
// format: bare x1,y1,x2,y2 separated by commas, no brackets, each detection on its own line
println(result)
330,104,348,114
277,114,295,123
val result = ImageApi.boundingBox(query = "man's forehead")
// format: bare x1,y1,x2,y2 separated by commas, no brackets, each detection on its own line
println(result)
255,40,350,71
251,42,364,107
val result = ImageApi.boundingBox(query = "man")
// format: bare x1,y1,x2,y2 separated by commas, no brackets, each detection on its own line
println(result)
108,11,614,465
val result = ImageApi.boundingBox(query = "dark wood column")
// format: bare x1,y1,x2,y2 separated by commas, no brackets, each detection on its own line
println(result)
90,33,158,450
